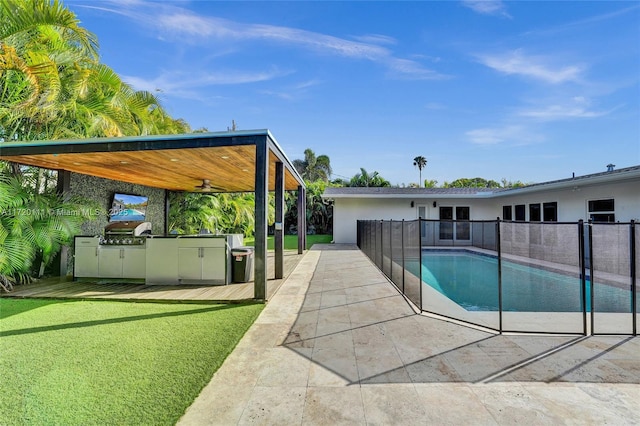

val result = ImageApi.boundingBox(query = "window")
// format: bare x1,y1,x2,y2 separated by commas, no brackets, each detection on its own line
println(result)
529,203,541,222
589,199,615,222
515,204,525,221
543,202,557,222
456,206,470,240
439,206,453,240
438,206,470,240
502,205,512,220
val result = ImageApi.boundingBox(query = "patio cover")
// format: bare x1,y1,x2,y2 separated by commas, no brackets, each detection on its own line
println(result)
0,129,307,299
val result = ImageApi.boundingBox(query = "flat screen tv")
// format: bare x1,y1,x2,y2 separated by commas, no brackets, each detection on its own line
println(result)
109,193,148,222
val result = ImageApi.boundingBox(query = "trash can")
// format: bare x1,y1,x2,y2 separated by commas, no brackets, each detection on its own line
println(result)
231,247,254,283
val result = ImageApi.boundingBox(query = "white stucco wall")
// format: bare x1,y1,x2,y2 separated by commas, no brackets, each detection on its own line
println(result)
494,180,640,222
332,197,496,243
331,180,640,244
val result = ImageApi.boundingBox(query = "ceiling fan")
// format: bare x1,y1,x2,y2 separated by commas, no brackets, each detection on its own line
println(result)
194,179,222,192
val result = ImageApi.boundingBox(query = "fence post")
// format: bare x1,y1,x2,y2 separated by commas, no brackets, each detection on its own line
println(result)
588,220,594,335
389,219,393,282
402,219,405,294
419,218,423,311
631,220,636,336
496,217,502,334
579,220,587,335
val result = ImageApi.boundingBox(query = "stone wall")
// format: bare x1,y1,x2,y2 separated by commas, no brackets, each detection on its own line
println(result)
65,173,166,274
70,172,166,236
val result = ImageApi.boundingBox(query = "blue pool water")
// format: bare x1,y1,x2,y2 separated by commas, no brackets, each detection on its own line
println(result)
110,209,145,221
420,251,632,313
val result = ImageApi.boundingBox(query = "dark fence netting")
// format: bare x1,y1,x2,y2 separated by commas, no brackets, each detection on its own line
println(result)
472,221,497,251
403,220,421,309
356,219,636,335
391,221,404,291
381,221,392,278
591,223,633,335
499,222,583,333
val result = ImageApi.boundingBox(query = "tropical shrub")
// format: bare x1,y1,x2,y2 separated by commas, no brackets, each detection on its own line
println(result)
0,173,100,291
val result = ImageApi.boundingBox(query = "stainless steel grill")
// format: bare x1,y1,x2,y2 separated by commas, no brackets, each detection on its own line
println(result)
101,221,151,245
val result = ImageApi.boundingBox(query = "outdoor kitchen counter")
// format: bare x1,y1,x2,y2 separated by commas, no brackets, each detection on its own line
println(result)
74,234,244,285
145,234,243,285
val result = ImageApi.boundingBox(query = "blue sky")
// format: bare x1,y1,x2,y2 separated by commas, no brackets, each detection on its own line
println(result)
65,0,640,186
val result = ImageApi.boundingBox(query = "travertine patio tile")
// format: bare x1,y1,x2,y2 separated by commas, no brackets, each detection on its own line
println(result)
255,347,312,387
180,245,639,426
308,356,359,385
414,383,498,425
470,383,566,424
234,323,290,349
360,384,428,425
178,384,254,425
302,386,366,425
522,383,640,425
237,386,307,425
405,356,463,383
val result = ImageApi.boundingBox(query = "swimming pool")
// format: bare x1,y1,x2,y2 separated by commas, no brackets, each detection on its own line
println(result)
420,250,632,313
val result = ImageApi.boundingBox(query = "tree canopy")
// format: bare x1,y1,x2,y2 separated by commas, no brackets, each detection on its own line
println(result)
442,177,502,188
413,156,427,187
293,148,332,182
0,0,189,142
348,168,391,187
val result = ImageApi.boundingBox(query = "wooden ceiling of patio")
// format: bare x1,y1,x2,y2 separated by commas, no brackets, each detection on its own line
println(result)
0,140,302,192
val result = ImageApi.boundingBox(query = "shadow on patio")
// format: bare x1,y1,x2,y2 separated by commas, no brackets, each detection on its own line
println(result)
282,245,639,385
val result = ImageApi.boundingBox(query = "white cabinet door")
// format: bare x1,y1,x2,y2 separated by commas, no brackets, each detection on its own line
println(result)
99,248,124,278
122,247,146,279
75,245,99,277
201,248,226,282
178,248,203,280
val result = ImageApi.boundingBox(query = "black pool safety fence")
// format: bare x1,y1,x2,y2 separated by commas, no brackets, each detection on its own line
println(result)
356,219,638,336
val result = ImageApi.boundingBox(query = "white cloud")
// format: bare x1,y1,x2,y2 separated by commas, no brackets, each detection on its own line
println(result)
122,67,289,95
93,0,446,81
462,0,511,18
518,96,619,120
352,34,397,45
258,80,322,101
466,125,542,145
477,50,584,84
519,105,613,120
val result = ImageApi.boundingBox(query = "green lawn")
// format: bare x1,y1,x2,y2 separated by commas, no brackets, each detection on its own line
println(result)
0,298,263,426
244,234,332,250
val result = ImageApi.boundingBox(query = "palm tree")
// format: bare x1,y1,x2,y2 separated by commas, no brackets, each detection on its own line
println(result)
349,168,391,187
1,0,187,142
0,174,100,291
293,149,332,182
413,156,427,187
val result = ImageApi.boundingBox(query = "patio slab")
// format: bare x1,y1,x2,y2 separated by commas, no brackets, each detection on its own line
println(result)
178,244,640,425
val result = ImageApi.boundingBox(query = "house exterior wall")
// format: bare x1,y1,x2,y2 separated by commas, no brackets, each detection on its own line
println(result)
495,180,640,222
331,179,640,244
333,197,496,243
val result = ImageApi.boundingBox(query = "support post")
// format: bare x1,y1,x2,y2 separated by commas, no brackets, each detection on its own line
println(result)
254,138,269,300
55,170,71,277
275,162,284,279
302,186,307,251
297,185,304,254
164,189,170,235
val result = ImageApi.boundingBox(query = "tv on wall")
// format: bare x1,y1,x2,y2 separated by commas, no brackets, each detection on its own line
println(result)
109,193,148,222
